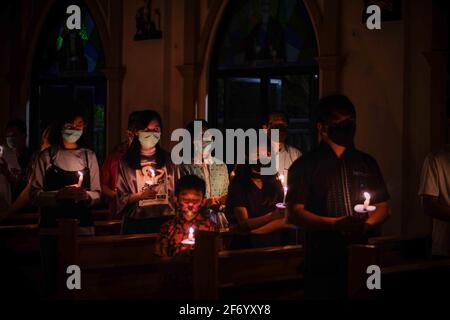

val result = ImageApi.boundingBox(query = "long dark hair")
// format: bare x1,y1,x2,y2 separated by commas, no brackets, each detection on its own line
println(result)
48,111,89,149
124,109,166,170
228,163,282,208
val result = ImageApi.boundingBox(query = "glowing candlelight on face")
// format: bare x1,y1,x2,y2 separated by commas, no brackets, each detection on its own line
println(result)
77,171,84,187
188,227,195,241
363,192,371,210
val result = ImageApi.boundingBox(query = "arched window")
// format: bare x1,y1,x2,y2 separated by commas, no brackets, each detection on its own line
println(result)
30,0,106,162
209,0,319,152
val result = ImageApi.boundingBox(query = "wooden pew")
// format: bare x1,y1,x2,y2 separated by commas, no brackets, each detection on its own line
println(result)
193,231,304,300
54,220,304,300
57,219,161,299
0,219,123,296
347,233,442,299
0,208,113,226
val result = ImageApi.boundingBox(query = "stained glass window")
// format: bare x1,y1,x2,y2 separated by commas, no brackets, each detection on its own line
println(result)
36,1,104,77
31,0,107,164
216,0,318,70
210,0,319,153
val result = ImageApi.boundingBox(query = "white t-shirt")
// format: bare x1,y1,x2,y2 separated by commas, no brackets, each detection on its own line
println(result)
277,144,302,186
418,145,450,256
0,145,21,205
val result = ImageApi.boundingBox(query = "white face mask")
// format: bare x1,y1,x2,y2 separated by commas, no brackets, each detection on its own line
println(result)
62,129,83,144
138,132,161,149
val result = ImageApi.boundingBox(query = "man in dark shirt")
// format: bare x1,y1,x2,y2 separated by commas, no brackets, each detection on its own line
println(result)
286,94,390,299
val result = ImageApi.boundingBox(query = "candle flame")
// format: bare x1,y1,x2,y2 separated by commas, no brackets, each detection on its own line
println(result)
364,192,370,200
78,171,83,177
150,168,155,177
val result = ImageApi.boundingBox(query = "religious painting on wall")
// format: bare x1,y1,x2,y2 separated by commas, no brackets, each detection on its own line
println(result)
134,0,162,40
362,0,402,22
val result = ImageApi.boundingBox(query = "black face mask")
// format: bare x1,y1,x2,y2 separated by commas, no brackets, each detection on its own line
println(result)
327,120,356,147
249,162,273,179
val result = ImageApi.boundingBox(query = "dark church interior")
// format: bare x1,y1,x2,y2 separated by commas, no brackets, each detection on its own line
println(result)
0,0,449,306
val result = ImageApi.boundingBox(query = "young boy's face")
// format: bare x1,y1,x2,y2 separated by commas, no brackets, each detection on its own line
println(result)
176,189,205,221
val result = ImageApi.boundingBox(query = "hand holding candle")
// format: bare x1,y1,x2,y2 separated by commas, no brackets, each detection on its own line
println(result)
354,191,376,213
276,185,288,209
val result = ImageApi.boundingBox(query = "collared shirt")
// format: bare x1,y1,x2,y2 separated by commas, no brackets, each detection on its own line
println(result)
418,145,450,256
157,210,217,257
286,141,390,218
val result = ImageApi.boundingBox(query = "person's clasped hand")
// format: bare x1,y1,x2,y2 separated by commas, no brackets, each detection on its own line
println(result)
56,185,90,202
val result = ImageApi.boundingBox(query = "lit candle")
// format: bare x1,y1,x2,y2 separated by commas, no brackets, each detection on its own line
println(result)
146,168,157,186
188,227,195,241
150,168,156,184
279,174,285,186
77,171,84,188
363,192,371,210
283,186,288,203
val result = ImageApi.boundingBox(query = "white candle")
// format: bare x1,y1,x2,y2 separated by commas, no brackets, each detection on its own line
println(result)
77,171,84,187
150,168,156,180
188,227,195,241
363,192,371,210
146,168,156,185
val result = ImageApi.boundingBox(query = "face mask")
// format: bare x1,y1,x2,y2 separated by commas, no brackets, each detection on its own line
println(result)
202,139,213,153
62,129,83,144
327,120,356,147
179,202,201,219
6,136,20,149
138,132,161,149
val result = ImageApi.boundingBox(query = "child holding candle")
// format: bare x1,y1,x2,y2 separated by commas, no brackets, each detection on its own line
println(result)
156,175,217,257
30,111,101,297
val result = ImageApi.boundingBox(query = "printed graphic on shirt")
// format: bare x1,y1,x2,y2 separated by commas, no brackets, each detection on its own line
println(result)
136,160,169,207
